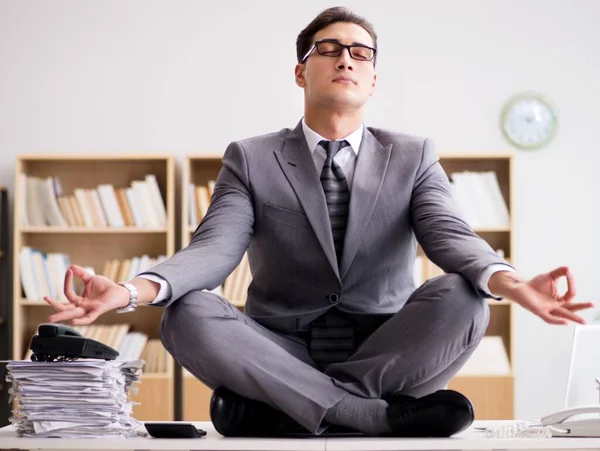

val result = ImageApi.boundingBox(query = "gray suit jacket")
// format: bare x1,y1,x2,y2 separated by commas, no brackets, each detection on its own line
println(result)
148,120,512,333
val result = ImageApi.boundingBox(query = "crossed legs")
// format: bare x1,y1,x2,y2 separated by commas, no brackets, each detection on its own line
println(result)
160,274,489,434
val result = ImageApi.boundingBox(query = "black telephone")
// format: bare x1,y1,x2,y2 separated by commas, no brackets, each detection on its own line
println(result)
29,323,119,362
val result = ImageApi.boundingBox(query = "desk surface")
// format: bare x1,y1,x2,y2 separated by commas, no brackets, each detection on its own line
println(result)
2,421,600,451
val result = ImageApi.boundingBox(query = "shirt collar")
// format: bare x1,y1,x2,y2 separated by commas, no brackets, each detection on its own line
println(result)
301,117,363,155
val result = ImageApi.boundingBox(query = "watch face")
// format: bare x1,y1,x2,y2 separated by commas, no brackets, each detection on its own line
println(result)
501,93,557,150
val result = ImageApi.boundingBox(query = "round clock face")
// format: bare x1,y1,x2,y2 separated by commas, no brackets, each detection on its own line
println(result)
501,93,558,150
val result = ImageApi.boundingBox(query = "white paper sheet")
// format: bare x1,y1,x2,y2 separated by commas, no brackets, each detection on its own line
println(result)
5,359,146,438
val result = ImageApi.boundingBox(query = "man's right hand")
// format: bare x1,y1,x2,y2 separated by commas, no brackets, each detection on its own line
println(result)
44,264,130,325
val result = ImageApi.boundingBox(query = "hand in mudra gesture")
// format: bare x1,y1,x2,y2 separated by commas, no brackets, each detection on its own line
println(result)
43,264,129,325
493,266,594,325
523,266,594,325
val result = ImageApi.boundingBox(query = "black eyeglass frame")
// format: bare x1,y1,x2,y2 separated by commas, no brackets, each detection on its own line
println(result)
301,39,377,63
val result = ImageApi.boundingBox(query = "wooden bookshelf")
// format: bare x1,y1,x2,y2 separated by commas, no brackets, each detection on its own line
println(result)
12,154,176,421
180,152,516,421
180,155,231,421
438,152,516,420
181,155,249,309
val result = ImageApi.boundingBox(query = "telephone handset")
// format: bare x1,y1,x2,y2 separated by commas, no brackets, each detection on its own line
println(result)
539,405,600,437
29,323,119,362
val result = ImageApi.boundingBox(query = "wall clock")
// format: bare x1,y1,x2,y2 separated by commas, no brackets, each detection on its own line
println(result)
500,92,558,150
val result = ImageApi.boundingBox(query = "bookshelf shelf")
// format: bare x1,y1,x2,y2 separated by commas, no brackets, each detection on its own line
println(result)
21,227,168,234
19,300,58,306
456,373,515,379
19,299,164,307
14,154,172,161
12,154,176,422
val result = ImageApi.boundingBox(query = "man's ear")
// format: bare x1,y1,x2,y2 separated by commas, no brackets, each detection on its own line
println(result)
369,73,377,96
294,64,306,88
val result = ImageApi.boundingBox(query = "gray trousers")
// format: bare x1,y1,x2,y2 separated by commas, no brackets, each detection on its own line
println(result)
160,273,490,434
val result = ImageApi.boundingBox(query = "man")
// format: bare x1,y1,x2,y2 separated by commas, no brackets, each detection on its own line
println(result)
45,6,592,438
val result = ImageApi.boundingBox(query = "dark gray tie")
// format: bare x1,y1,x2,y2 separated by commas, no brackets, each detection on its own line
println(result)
309,139,355,369
319,139,350,263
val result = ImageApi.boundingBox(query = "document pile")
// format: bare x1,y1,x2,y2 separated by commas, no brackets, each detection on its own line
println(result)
6,359,145,438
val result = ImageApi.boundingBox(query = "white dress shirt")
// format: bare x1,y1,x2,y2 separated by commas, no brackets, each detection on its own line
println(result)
139,119,513,303
301,118,362,189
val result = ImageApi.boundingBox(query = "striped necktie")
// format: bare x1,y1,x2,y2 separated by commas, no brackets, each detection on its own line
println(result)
309,139,354,369
319,139,350,263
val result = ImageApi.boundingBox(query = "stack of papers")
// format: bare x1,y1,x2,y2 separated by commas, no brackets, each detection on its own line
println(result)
6,359,145,438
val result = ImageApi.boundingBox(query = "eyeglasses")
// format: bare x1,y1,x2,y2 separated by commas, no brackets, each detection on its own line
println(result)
301,39,377,63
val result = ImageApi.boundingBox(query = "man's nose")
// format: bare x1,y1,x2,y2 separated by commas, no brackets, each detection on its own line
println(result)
336,48,354,70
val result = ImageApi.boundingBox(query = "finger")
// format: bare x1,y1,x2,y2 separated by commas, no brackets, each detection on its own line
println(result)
563,302,594,312
48,306,87,323
540,311,568,325
72,311,102,326
547,266,576,304
548,266,569,279
63,269,79,304
43,296,76,312
552,307,586,325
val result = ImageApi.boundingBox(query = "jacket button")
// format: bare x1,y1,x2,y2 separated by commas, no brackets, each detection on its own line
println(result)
328,293,339,304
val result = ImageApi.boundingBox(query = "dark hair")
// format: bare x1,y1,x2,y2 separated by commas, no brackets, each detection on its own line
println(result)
296,6,378,64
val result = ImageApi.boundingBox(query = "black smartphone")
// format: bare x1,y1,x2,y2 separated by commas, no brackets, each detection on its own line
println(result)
144,422,207,438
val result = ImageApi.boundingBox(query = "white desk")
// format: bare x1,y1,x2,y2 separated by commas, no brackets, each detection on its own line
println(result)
2,421,600,451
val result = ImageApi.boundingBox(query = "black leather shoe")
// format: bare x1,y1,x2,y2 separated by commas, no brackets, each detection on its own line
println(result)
210,386,311,437
386,389,474,437
383,392,416,403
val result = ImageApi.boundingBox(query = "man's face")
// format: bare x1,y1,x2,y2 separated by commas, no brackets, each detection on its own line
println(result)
295,22,377,111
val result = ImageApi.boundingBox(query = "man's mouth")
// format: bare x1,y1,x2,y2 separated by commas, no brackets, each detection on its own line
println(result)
333,77,356,85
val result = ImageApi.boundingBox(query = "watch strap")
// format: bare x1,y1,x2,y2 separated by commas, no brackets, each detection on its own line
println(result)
116,282,138,313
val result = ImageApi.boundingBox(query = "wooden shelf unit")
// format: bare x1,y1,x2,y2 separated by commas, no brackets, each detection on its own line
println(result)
12,154,176,421
181,154,222,246
439,152,516,420
180,152,516,421
180,155,228,421
181,155,248,309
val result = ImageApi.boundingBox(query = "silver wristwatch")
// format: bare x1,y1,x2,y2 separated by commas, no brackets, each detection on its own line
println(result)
116,282,139,313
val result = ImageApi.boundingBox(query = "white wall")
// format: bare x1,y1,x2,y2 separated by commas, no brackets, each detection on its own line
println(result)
1,0,599,420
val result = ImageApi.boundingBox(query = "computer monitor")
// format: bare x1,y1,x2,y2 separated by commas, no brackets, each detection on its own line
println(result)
565,325,600,408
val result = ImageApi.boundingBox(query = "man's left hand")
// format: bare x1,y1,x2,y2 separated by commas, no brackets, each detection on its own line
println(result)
488,266,594,325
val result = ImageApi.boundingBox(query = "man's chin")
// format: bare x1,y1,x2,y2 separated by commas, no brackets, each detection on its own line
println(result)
320,95,366,110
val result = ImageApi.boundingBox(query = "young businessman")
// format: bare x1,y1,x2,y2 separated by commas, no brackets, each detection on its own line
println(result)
45,6,593,438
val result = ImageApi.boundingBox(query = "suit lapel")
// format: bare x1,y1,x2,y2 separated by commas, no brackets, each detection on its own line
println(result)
340,128,392,280
273,121,340,281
